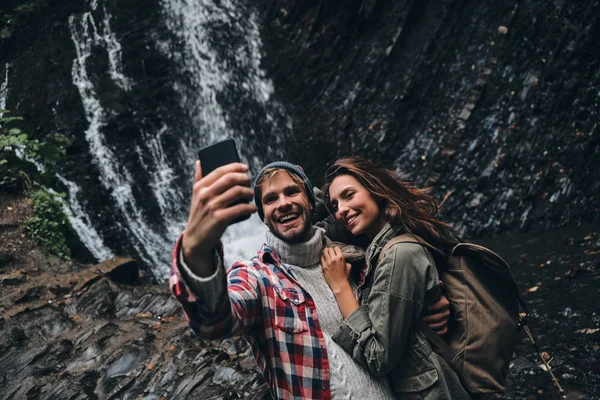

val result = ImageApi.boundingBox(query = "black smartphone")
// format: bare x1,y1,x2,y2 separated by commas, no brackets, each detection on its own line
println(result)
197,138,250,223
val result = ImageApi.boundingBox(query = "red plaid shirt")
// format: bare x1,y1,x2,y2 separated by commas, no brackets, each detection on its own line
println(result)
170,236,332,400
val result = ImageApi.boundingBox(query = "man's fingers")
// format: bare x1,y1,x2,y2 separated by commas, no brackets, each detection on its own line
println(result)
214,202,257,225
428,295,450,312
208,185,254,210
422,308,450,323
194,172,252,201
195,160,202,183
427,320,448,332
201,163,249,187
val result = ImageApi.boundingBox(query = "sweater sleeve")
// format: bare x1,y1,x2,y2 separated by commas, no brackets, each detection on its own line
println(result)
170,234,262,340
178,245,225,314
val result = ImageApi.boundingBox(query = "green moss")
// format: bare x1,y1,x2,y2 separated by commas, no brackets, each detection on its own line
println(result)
1,109,73,259
13,0,47,16
1,1,48,40
0,109,71,191
25,190,71,260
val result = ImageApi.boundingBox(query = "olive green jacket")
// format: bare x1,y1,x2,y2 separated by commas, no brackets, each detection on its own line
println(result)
331,223,470,399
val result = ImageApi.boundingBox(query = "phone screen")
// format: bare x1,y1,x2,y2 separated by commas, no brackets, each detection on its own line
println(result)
197,138,241,176
197,138,250,223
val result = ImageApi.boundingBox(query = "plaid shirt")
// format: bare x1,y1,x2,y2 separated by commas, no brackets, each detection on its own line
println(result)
170,236,332,400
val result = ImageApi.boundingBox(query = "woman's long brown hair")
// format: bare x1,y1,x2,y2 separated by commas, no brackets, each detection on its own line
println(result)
324,156,460,251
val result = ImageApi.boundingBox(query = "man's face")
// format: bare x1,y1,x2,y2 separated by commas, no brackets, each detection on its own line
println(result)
260,171,313,244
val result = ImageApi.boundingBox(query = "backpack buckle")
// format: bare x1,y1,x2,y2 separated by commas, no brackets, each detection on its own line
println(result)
517,312,528,332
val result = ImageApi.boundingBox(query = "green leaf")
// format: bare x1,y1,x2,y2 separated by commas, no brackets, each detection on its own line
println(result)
0,116,23,123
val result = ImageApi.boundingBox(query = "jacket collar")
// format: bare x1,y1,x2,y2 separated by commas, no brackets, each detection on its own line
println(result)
357,222,403,285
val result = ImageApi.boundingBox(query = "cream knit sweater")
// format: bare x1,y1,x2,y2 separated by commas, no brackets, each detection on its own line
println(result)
266,227,393,399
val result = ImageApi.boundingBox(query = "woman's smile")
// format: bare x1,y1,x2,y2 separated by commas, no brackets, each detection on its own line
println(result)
328,174,387,239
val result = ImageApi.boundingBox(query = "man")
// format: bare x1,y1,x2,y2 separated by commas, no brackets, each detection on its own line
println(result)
170,161,449,399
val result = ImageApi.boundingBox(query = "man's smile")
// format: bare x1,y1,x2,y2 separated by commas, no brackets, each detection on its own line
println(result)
278,213,300,224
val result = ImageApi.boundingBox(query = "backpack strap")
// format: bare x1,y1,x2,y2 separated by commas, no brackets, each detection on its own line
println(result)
416,320,457,366
377,233,448,265
376,234,422,264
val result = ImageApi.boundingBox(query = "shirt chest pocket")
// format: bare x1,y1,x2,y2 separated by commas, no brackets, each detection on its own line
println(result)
272,286,309,333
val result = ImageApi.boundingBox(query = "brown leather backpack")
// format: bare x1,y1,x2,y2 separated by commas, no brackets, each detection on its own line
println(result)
378,234,524,397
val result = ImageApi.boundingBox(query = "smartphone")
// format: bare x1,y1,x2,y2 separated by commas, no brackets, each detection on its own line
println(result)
197,138,250,223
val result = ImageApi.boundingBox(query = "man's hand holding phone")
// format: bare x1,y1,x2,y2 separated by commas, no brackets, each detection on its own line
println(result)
181,161,257,277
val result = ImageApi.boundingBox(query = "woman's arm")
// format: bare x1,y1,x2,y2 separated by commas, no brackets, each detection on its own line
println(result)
321,246,359,318
327,243,440,377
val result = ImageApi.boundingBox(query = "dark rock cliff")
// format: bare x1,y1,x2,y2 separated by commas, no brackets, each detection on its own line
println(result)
258,0,600,236
1,0,600,399
1,0,598,257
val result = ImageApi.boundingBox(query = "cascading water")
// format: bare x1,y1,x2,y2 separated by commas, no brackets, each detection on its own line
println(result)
68,1,174,272
62,0,291,278
158,0,292,271
0,63,9,117
57,174,114,261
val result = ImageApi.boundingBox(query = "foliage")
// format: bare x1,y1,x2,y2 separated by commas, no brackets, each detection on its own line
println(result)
1,109,72,259
1,0,47,40
13,0,47,16
25,190,71,260
0,109,71,190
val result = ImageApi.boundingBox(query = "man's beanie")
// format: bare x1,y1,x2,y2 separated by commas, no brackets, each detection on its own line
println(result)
253,161,316,221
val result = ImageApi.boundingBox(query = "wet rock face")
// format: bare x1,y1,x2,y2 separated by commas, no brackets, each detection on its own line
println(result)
258,0,600,236
2,0,597,271
0,256,270,399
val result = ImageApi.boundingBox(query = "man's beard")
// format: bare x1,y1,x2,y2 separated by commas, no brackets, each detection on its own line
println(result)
266,214,313,244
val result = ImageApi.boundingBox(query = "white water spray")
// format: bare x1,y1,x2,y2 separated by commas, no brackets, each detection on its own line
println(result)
69,2,172,269
63,0,288,277
0,63,10,117
57,175,114,261
160,0,289,269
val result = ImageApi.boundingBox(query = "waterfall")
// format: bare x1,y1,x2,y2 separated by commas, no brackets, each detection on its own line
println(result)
64,0,290,278
158,0,292,269
0,63,9,118
68,1,173,271
1,58,114,261
58,175,114,261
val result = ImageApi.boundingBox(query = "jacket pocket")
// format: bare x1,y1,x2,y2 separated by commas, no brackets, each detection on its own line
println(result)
392,368,446,400
272,286,308,333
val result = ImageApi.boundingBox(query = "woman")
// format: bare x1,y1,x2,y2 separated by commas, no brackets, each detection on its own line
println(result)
320,156,470,399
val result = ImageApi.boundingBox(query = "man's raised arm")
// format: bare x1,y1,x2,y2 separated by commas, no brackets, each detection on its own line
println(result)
181,161,257,277
170,161,258,339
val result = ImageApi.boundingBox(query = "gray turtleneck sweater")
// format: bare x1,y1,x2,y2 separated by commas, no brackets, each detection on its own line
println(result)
180,227,394,399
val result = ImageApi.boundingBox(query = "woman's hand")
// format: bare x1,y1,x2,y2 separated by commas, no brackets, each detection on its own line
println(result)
321,246,359,319
321,246,352,295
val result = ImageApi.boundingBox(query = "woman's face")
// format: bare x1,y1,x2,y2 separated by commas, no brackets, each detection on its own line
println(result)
328,174,387,239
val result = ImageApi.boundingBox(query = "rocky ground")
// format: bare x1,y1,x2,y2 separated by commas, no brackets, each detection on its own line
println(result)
0,194,270,399
484,228,600,399
1,192,598,399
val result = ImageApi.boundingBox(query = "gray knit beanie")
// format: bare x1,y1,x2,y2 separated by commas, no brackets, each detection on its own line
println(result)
253,161,316,221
